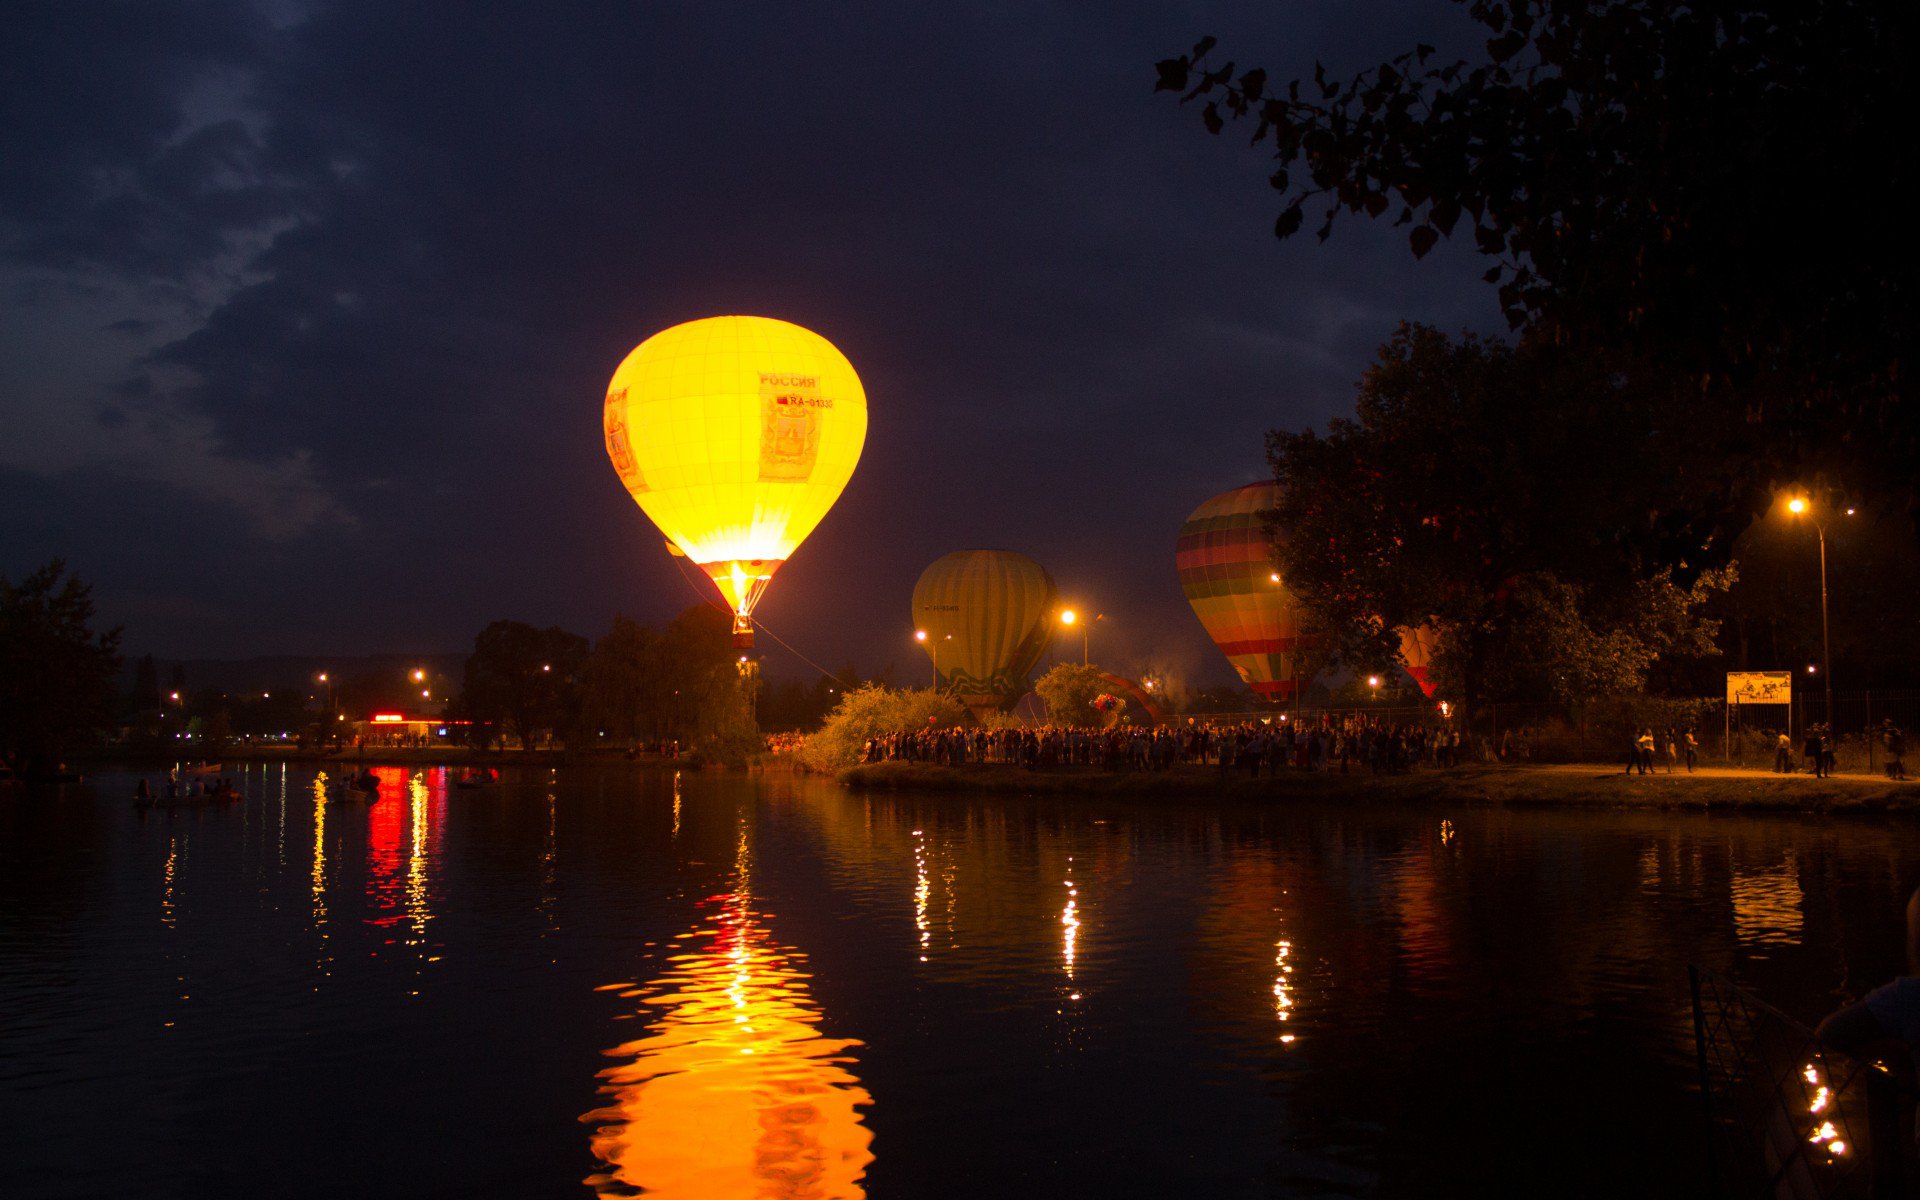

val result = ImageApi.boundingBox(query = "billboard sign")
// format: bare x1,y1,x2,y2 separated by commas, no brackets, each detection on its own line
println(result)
1726,672,1792,704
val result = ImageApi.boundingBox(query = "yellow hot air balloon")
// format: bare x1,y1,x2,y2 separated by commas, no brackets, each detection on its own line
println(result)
604,316,868,650
911,550,1057,717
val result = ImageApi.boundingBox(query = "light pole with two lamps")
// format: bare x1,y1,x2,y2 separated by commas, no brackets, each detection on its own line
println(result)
914,629,950,690
1786,496,1851,730
1059,609,1103,666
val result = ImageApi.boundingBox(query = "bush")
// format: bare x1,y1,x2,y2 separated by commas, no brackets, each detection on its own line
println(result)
797,685,965,772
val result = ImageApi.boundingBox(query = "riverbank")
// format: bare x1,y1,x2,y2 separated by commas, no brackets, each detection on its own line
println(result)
840,760,1920,812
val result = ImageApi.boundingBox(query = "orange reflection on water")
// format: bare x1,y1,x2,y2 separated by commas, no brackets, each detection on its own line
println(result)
583,828,874,1199
1062,857,1080,982
1732,853,1804,948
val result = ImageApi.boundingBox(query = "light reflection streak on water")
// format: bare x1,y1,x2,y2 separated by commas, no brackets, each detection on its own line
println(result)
161,835,184,1026
582,817,874,1199
913,829,930,962
161,837,179,930
277,763,288,868
540,789,559,930
366,769,408,932
1062,856,1079,990
672,771,682,839
1274,939,1296,1044
311,772,330,982
406,772,433,954
1732,852,1804,949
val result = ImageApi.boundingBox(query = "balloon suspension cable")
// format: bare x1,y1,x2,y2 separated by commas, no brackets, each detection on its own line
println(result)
749,616,844,685
668,554,734,616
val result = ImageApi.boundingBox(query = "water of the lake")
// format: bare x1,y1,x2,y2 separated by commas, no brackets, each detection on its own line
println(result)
3,764,1915,1198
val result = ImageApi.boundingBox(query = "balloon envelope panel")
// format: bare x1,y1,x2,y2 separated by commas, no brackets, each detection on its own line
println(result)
604,316,867,613
911,550,1058,711
1176,482,1302,701
1399,622,1439,697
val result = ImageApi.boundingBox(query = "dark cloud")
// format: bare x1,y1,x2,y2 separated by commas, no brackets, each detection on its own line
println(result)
2,0,1501,680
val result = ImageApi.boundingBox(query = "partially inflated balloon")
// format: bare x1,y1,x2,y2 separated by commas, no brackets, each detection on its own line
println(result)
604,317,867,649
1176,482,1302,702
1398,622,1439,697
911,550,1057,715
1095,671,1168,725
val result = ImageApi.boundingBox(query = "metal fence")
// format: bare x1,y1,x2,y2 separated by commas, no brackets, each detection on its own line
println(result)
1690,965,1915,1198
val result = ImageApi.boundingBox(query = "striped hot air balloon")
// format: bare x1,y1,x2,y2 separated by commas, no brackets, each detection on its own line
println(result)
911,550,1058,717
1176,482,1302,703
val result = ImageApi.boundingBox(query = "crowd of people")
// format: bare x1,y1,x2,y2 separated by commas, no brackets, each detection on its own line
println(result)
860,715,1477,775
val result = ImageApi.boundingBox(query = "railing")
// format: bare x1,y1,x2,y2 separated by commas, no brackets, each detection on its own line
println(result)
1689,965,1915,1198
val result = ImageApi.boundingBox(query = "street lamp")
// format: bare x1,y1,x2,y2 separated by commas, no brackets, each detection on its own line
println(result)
411,668,426,683
914,629,948,689
1786,496,1840,729
1059,609,1103,666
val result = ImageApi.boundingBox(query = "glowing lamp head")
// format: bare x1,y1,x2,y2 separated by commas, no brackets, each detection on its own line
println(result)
1270,572,1281,583
1368,675,1381,689
1788,497,1809,514
915,629,928,642
411,668,425,682
1060,609,1077,626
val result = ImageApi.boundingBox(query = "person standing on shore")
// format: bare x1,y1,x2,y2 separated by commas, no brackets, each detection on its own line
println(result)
1635,728,1655,775
1775,731,1793,773
1684,728,1699,773
1886,721,1907,782
1805,725,1827,779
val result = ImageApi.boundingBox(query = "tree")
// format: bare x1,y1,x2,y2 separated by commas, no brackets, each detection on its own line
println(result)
573,605,755,750
459,621,589,749
0,560,122,772
1158,1,1914,547
798,685,966,772
760,665,864,733
578,616,668,744
1034,662,1107,727
1267,325,1727,705
1467,568,1732,703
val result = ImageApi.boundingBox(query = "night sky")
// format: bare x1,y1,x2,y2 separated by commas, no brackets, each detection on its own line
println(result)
2,1,1499,688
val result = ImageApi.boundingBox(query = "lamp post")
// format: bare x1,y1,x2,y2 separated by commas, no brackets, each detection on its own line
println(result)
1787,497,1836,730
1059,609,1103,666
915,629,949,690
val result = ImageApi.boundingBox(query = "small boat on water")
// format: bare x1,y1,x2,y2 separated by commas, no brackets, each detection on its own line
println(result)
453,769,499,790
135,780,240,809
325,772,381,800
